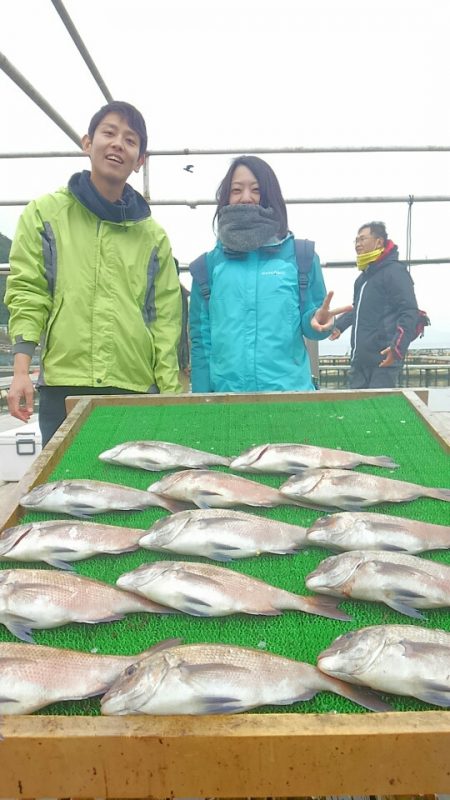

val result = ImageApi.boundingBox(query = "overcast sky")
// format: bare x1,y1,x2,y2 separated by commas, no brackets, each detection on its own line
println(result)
1,0,449,352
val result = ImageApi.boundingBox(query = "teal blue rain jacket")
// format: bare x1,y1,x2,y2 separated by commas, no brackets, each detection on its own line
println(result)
189,234,328,393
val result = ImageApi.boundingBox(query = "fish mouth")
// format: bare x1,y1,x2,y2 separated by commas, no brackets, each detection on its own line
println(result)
117,568,156,590
319,631,387,677
101,687,144,715
309,514,339,531
306,530,329,545
308,555,362,590
317,655,354,681
19,494,34,507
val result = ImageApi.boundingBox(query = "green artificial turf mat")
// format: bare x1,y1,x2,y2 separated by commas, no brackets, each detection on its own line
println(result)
1,394,449,716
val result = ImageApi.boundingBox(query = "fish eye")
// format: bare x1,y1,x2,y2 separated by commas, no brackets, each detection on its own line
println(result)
333,631,353,645
125,663,139,677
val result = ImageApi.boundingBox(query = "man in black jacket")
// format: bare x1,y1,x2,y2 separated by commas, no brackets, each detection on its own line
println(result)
330,221,419,388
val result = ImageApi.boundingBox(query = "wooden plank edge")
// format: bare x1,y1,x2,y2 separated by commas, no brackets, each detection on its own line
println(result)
0,398,96,531
64,388,413,414
403,389,450,453
0,711,449,797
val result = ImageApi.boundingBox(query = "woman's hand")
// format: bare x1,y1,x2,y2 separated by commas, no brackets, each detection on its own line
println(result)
311,291,353,332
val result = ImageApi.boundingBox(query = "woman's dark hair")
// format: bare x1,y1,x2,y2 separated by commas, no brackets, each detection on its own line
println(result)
88,101,148,156
213,155,288,238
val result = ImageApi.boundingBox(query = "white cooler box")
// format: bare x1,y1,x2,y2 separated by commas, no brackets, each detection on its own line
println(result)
0,421,42,481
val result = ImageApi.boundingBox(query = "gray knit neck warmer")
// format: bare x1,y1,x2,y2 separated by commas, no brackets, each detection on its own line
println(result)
217,204,281,252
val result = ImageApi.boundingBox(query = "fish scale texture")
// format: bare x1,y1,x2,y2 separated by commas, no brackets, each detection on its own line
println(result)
1,395,449,717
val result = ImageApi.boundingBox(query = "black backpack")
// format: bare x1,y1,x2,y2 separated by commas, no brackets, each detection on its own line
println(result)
189,239,316,308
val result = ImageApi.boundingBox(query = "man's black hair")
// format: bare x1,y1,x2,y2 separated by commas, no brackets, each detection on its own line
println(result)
88,101,148,157
358,221,388,245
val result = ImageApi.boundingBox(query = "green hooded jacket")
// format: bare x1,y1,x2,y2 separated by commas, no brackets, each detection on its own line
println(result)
5,173,182,394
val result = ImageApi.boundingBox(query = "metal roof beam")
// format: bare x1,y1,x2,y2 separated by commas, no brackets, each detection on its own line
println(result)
0,51,82,148
50,0,113,103
2,145,450,159
2,195,450,208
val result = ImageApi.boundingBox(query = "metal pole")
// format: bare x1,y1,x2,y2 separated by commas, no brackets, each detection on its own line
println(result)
143,154,150,202
2,145,450,159
50,0,113,103
0,52,82,148
2,195,450,208
0,151,86,159
125,145,450,156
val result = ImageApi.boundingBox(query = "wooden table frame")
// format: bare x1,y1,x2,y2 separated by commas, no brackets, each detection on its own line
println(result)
1,388,449,798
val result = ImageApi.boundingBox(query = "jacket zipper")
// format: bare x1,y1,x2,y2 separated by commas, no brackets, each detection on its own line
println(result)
351,281,366,362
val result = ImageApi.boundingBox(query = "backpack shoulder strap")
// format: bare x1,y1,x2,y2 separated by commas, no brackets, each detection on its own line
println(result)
294,239,315,291
189,253,211,303
294,239,315,311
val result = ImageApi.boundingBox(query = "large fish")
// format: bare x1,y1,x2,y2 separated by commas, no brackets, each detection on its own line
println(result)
230,443,399,473
305,550,450,617
0,568,175,642
306,511,450,554
101,641,392,715
0,638,181,714
99,440,231,471
116,560,350,621
317,624,450,707
279,468,450,511
0,520,144,570
147,469,297,509
139,508,308,561
20,479,186,517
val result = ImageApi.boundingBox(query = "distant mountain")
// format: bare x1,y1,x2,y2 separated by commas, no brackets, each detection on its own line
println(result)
0,232,12,263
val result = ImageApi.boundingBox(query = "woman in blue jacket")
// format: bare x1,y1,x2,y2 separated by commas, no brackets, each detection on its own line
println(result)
189,156,349,393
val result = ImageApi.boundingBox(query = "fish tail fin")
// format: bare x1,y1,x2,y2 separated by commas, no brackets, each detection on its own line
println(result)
320,672,393,712
424,487,450,503
139,638,183,658
365,455,400,469
294,594,352,621
146,492,193,514
4,616,35,643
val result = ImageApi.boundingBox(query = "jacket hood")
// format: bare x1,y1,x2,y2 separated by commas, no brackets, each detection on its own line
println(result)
364,241,400,276
374,240,398,265
68,170,150,223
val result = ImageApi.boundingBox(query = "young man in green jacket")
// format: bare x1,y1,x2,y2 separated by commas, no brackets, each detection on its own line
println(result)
6,101,182,445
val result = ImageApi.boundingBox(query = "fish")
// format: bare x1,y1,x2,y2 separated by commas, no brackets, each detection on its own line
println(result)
99,440,231,471
305,550,450,618
116,560,351,621
138,508,308,561
0,638,182,714
19,479,187,517
0,568,175,642
230,443,399,473
147,469,298,510
306,511,450,554
317,624,450,707
0,519,145,570
279,468,450,511
100,640,392,715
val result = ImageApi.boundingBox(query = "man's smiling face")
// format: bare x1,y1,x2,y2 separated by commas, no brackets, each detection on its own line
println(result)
82,112,144,201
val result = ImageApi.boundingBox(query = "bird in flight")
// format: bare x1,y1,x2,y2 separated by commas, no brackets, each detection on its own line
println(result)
183,164,194,173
